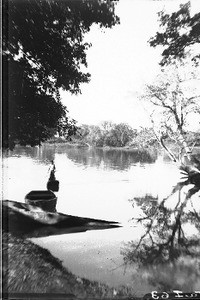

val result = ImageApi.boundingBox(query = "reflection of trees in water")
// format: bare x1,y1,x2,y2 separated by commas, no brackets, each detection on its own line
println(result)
141,258,200,291
103,149,157,170
7,144,157,170
7,144,56,164
122,176,200,291
64,147,102,168
65,147,157,170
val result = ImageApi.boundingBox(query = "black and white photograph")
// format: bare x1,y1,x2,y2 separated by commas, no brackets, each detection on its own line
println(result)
2,0,200,298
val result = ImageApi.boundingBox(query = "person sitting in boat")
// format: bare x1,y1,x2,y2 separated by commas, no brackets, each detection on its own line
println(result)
49,161,56,181
47,161,59,192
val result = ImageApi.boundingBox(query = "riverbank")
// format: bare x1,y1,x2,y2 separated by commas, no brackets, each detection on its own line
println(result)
44,141,200,157
2,231,138,299
45,140,158,152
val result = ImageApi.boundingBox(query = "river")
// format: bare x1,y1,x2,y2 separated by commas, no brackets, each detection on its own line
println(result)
3,144,200,296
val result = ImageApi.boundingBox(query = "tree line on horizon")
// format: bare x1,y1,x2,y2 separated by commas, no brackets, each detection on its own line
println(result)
49,120,200,149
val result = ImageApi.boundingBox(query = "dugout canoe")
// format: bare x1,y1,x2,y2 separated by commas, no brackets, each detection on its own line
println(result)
2,200,121,238
25,190,57,212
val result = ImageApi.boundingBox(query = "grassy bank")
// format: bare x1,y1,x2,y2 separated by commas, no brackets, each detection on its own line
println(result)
2,232,138,299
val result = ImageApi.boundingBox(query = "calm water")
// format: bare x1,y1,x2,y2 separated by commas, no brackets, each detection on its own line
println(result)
3,144,200,295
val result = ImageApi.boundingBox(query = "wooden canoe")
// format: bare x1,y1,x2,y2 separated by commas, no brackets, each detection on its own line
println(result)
25,190,57,212
2,200,121,238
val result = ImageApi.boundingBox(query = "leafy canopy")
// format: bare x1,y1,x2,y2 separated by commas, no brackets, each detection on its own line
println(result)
149,1,200,66
3,0,119,149
77,122,136,147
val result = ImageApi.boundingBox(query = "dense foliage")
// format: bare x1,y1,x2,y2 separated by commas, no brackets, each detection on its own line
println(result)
75,122,137,148
3,0,119,149
129,127,158,149
149,1,200,66
54,120,200,150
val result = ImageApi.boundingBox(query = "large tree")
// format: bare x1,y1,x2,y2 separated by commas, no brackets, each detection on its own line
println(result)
3,0,119,149
128,2,200,289
149,1,200,66
144,1,200,164
141,62,200,161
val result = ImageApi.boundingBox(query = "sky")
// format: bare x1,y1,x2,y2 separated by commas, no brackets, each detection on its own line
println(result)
60,0,200,129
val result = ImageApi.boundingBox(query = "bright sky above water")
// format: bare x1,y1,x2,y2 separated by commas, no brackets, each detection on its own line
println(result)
60,0,200,129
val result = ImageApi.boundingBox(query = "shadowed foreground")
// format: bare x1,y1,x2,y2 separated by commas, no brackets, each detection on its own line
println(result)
2,232,137,299
2,201,137,298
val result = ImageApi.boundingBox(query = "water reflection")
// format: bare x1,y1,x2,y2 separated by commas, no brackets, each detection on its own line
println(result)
64,146,157,170
7,144,56,164
122,189,200,291
4,144,200,292
6,144,158,171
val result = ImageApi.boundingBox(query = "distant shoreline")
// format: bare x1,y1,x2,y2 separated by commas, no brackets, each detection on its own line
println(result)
44,141,200,154
44,140,158,151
